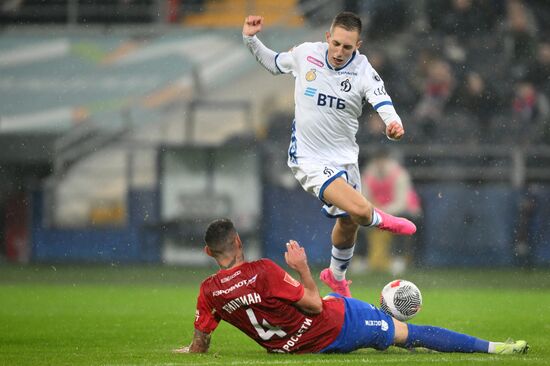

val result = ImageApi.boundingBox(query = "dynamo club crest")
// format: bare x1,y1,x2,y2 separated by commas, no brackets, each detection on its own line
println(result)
305,69,317,81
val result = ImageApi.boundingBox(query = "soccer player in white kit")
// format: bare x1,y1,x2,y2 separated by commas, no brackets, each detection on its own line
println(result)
242,12,416,297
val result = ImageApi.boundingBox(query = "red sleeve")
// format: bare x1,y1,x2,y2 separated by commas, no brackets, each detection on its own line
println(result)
194,284,221,334
261,259,304,303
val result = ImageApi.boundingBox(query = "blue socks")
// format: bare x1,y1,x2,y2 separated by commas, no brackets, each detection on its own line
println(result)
405,324,489,353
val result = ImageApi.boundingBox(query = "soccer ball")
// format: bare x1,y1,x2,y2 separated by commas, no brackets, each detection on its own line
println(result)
380,279,422,321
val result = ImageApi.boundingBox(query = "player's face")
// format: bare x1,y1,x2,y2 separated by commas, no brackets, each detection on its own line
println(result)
325,26,361,68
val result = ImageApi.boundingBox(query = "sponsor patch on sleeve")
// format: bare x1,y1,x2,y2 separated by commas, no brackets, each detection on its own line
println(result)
284,272,301,287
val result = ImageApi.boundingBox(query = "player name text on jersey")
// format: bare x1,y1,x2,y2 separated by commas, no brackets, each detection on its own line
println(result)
222,292,262,314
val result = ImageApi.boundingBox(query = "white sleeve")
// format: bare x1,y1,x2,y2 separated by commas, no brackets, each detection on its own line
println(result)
274,46,296,75
243,35,296,75
364,64,402,127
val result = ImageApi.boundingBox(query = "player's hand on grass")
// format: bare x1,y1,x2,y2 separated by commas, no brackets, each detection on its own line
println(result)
172,345,190,353
243,15,263,36
386,121,404,140
284,240,308,272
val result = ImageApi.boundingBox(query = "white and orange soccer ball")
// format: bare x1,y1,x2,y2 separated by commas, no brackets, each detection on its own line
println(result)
380,279,422,321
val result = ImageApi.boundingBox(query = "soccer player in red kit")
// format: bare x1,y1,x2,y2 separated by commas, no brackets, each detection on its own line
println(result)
174,219,528,355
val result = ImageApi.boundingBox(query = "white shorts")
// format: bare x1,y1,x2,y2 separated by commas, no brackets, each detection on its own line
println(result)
288,160,361,218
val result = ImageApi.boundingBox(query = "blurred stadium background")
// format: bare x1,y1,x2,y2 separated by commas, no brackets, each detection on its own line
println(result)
1,0,550,269
1,1,550,365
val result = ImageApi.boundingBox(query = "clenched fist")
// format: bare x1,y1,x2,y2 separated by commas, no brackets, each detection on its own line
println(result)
243,15,264,37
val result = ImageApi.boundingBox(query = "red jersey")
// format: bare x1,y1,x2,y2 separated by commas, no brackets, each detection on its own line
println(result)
194,259,345,353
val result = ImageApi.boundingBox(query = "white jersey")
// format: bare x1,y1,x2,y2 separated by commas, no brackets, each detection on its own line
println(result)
275,41,401,165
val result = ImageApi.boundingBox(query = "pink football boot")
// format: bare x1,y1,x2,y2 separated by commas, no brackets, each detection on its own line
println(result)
320,268,352,298
374,208,416,235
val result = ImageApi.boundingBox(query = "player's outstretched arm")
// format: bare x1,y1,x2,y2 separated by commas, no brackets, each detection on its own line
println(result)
173,329,211,354
242,15,286,76
284,240,323,314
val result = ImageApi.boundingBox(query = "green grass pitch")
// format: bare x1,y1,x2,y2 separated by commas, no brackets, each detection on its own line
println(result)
1,265,549,365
